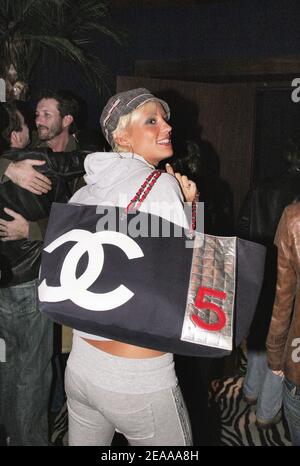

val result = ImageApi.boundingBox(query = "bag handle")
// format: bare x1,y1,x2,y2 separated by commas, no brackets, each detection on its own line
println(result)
126,169,197,231
126,170,161,213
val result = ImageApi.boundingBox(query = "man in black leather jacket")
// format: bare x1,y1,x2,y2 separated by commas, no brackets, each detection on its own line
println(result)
0,102,90,445
237,138,300,429
0,147,90,285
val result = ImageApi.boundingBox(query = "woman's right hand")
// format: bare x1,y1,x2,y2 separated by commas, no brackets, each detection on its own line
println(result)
165,163,198,202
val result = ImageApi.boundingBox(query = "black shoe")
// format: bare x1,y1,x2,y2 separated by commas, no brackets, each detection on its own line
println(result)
255,411,282,430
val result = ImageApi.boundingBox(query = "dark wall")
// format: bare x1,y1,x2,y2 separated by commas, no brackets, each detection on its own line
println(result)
113,0,300,75
31,0,300,129
254,88,300,182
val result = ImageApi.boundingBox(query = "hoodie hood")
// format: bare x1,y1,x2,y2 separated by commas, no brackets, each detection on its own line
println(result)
70,150,187,228
83,152,155,189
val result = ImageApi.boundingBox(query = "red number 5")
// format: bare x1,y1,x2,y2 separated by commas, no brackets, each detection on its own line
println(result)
191,286,227,331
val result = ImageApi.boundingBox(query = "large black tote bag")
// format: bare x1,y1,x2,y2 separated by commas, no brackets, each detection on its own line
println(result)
39,203,265,357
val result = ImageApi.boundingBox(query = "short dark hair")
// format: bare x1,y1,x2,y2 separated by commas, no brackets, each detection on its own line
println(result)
0,102,23,151
36,89,80,133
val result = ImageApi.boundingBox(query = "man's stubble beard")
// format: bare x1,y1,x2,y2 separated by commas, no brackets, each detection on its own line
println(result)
37,121,64,141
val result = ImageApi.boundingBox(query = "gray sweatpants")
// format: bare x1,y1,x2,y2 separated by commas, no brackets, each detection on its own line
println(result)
65,335,192,446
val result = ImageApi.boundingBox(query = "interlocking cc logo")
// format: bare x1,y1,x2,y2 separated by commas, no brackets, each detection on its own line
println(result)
39,229,144,311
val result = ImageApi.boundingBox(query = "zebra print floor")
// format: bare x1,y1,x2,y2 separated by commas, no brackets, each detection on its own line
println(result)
209,375,291,446
50,403,68,446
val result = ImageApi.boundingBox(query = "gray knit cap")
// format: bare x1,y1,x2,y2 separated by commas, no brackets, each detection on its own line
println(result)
100,88,170,148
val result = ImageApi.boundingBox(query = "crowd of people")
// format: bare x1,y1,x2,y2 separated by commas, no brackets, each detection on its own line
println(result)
0,87,299,446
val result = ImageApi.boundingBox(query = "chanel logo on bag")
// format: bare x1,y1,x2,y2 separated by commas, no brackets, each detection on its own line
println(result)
39,229,144,310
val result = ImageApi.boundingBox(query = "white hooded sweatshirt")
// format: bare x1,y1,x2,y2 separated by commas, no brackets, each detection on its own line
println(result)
70,151,188,341
70,152,188,228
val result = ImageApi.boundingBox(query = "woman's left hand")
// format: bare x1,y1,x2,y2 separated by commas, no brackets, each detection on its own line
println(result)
165,163,198,202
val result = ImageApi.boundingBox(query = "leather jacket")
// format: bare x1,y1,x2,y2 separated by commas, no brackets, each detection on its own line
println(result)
0,148,89,287
236,167,300,349
267,202,300,386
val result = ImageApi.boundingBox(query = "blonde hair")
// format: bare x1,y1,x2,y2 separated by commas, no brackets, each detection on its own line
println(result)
111,100,161,152
111,112,133,152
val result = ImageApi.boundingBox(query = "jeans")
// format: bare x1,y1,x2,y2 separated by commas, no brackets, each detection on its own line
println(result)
0,279,53,445
283,378,300,446
243,350,283,421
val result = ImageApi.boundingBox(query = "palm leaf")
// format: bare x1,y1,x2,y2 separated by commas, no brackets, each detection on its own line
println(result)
23,34,112,94
0,0,125,98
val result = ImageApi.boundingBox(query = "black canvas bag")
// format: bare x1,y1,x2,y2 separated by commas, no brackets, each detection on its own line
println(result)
39,202,265,358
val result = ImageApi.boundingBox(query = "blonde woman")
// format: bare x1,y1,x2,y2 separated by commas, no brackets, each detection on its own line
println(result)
66,88,197,446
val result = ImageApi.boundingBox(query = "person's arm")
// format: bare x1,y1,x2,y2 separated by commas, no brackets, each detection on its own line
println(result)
0,208,43,241
2,148,89,185
0,209,48,241
28,220,45,240
165,163,198,202
38,149,90,180
1,146,89,194
0,158,45,239
0,208,29,240
266,207,297,372
0,158,11,182
0,149,89,240
1,157,52,194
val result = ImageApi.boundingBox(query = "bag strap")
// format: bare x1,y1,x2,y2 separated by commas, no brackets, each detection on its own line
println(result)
126,169,197,232
126,170,161,213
